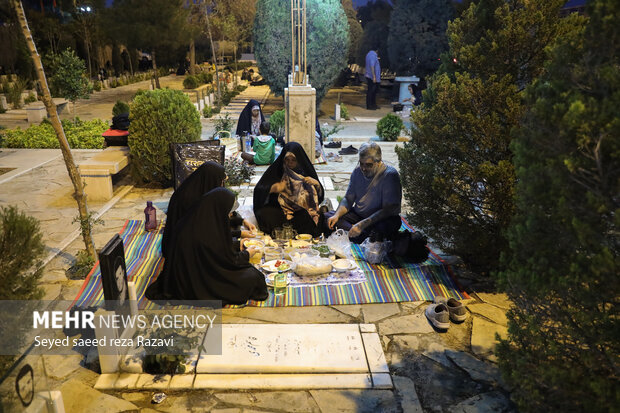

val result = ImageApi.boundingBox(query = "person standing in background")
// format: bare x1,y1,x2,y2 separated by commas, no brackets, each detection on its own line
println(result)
365,49,381,110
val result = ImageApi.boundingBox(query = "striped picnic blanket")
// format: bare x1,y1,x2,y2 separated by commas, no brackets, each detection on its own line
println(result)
71,219,468,308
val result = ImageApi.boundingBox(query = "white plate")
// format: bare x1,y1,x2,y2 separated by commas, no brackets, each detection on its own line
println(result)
332,259,354,272
261,259,292,273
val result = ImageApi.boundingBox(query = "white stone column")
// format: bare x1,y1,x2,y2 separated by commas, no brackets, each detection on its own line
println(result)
285,82,316,160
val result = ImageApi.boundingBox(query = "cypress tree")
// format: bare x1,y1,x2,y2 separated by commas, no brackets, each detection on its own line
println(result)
387,0,452,78
396,0,577,272
253,0,349,103
497,0,619,410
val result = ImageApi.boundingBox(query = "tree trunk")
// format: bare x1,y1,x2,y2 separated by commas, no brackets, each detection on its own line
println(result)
84,28,92,79
12,0,96,260
127,52,133,76
152,50,161,89
233,43,238,87
189,39,196,75
204,3,220,101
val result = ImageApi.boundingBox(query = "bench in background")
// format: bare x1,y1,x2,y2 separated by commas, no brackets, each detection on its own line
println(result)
78,146,129,201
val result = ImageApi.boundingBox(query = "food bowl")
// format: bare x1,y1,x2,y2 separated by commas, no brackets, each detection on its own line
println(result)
332,259,353,272
263,247,283,262
296,233,313,241
283,247,319,261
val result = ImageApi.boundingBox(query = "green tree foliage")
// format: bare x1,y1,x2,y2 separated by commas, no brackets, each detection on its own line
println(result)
497,1,619,411
103,0,190,87
253,0,349,103
357,20,390,68
0,206,45,300
387,0,452,77
357,0,391,27
112,43,123,75
128,89,201,186
342,0,362,64
396,0,576,272
47,49,92,105
0,205,45,377
112,100,130,117
269,109,285,138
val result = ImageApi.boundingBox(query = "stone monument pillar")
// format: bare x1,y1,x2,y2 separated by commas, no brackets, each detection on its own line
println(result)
285,0,316,160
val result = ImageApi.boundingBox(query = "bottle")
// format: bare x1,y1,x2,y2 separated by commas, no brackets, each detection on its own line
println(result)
246,132,252,152
144,201,157,231
274,271,287,296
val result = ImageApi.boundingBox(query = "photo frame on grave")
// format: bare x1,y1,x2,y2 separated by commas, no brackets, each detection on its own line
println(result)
170,141,226,189
98,234,129,316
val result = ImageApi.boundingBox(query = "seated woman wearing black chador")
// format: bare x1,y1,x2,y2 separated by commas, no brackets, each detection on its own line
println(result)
162,161,256,258
161,162,226,259
253,142,325,237
236,99,265,137
146,187,268,305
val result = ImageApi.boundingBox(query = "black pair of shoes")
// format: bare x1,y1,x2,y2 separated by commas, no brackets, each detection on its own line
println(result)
339,145,358,155
325,141,342,148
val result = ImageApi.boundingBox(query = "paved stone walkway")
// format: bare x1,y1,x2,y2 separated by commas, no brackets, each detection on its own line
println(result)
0,78,515,412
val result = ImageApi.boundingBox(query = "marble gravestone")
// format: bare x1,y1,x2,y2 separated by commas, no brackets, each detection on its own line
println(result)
194,324,391,390
199,324,368,374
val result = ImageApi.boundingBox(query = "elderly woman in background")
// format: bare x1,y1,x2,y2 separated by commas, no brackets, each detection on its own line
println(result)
253,142,325,237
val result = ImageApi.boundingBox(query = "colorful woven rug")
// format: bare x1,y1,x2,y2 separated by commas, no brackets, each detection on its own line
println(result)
71,219,468,309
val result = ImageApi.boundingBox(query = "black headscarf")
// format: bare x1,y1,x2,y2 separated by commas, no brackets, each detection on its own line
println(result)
235,99,265,136
161,161,225,259
146,187,268,305
253,141,324,214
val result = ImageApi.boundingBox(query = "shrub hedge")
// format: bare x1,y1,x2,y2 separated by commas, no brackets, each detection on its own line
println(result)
1,118,107,149
128,89,201,186
376,113,403,141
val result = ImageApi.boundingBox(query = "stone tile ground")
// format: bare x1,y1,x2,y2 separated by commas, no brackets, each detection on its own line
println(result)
0,78,516,412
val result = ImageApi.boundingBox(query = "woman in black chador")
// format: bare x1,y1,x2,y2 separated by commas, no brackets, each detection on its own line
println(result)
146,187,268,305
253,142,325,237
161,162,225,259
235,99,265,137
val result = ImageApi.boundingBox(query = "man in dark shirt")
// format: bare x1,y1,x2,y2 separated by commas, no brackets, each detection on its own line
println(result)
326,142,402,243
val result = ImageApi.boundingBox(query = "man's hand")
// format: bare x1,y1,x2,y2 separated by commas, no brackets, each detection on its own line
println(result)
327,215,339,230
348,224,363,239
246,246,258,257
240,238,249,250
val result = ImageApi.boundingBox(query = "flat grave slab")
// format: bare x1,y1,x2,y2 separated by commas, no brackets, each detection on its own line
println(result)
198,324,368,374
95,323,391,390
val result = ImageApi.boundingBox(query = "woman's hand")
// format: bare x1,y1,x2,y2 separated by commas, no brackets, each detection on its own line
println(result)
270,181,287,193
243,219,257,233
246,246,258,257
240,238,249,250
303,176,319,187
240,230,255,239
